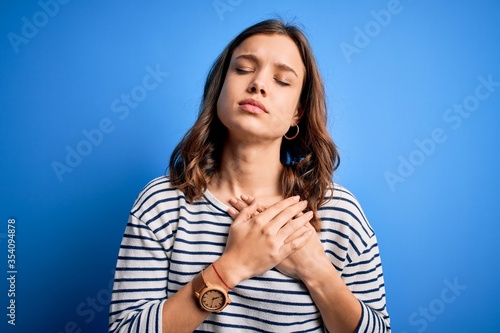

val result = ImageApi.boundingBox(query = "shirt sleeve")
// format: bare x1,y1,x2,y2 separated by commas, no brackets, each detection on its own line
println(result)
342,237,391,332
108,214,168,333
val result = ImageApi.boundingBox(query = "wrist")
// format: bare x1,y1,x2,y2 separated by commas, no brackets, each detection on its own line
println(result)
200,265,230,292
300,256,337,288
212,262,232,290
214,255,247,289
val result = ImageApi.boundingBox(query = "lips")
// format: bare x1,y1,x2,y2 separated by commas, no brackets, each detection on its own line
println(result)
238,98,267,114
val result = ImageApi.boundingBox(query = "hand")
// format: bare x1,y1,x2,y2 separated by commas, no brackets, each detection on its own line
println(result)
228,197,362,333
229,195,330,282
220,196,314,287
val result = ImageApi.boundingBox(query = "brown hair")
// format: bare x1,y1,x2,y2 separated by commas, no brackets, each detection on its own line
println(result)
169,19,340,230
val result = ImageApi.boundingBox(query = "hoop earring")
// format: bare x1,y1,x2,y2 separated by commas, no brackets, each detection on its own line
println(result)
284,124,299,140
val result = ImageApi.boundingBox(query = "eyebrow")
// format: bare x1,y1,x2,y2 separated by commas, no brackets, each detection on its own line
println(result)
234,53,298,78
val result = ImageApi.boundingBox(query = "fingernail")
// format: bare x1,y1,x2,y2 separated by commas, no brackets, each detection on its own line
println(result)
241,194,249,201
228,208,236,215
229,198,237,205
292,195,300,201
305,211,313,218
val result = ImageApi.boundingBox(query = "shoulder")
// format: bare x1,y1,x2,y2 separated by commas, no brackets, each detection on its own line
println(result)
318,183,376,252
324,184,368,220
130,176,185,220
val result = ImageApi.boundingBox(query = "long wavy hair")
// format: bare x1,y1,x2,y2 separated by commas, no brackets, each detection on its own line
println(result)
169,19,340,230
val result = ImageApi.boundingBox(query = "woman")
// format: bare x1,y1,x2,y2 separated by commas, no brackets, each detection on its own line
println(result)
109,19,390,332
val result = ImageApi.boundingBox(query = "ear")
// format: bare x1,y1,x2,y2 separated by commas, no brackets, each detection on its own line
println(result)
292,105,303,125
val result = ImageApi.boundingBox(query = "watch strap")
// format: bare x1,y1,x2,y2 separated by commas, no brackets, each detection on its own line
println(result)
192,270,207,297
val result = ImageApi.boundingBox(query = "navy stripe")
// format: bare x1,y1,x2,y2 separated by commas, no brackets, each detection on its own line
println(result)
235,292,316,307
177,226,228,237
343,262,382,277
203,195,231,214
346,273,384,286
175,238,227,247
110,297,158,307
320,206,373,238
201,320,323,333
172,248,223,256
142,204,182,224
230,301,319,316
236,284,310,295
133,177,169,206
133,179,175,213
115,267,168,271
322,217,368,248
123,233,157,243
118,256,167,261
114,287,166,293
120,245,165,252
218,311,321,327
115,276,168,282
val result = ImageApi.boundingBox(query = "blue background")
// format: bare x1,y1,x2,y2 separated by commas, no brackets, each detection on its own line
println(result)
1,0,499,332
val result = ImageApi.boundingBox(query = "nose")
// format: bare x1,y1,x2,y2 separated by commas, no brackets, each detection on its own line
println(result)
247,76,267,97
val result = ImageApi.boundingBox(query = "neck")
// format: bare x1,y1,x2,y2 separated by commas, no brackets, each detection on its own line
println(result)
209,139,284,205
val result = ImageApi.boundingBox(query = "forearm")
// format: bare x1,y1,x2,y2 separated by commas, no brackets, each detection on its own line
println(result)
162,264,227,333
301,247,391,333
301,260,361,333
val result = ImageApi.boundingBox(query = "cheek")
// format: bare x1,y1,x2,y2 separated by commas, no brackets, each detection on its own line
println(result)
217,76,234,109
277,95,300,122
216,82,232,126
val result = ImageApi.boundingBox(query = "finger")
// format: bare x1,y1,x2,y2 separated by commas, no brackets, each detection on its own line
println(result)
278,210,313,240
295,211,304,217
282,218,314,243
253,196,301,226
240,194,255,204
240,195,266,213
228,197,265,221
227,207,238,219
229,198,249,212
264,200,308,234
231,199,258,224
280,228,313,257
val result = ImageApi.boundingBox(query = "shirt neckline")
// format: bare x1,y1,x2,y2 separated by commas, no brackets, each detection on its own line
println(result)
203,188,230,215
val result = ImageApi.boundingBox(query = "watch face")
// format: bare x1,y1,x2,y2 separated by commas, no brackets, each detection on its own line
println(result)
200,289,226,311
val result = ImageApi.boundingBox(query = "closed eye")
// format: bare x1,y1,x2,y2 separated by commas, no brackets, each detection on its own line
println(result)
235,67,253,74
274,78,291,86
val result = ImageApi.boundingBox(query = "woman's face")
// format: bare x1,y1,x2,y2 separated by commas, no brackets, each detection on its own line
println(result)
217,33,305,143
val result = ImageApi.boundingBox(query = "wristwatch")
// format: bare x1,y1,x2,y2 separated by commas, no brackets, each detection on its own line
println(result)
193,269,231,313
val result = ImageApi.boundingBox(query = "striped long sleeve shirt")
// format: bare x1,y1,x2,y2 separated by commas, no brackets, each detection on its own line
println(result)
109,177,391,332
